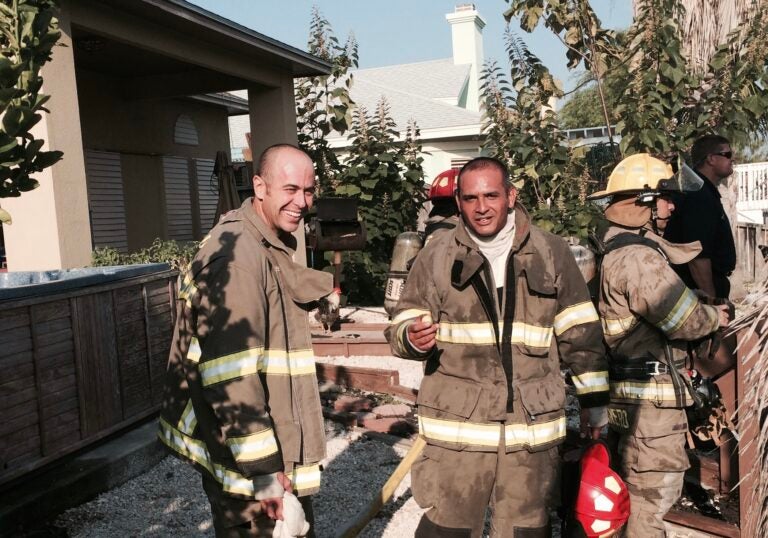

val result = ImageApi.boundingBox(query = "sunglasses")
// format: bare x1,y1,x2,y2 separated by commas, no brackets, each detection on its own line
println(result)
712,151,733,160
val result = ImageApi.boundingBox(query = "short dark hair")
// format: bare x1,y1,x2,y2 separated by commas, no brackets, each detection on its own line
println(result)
691,135,730,167
257,143,312,180
457,157,512,192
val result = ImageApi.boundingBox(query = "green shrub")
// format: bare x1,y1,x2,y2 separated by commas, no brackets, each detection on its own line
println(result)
92,239,199,271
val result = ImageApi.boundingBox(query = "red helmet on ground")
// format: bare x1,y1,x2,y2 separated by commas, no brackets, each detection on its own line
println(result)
574,442,630,537
429,169,459,200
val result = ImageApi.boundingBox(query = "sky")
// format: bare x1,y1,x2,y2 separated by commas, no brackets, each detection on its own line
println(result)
188,0,633,92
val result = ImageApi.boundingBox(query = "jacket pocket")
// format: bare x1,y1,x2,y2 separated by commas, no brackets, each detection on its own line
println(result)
417,374,482,420
629,406,689,472
411,444,443,509
517,375,566,418
512,271,556,358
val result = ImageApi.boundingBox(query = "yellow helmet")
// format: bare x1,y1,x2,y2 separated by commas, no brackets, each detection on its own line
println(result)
588,153,673,200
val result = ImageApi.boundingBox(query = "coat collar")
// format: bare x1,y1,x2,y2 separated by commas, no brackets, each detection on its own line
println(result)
235,198,298,254
230,198,332,304
451,204,552,292
604,225,702,265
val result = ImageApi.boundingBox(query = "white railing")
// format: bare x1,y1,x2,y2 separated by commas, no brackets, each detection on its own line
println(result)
736,162,768,212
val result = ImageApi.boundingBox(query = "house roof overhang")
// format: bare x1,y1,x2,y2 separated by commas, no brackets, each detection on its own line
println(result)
68,0,331,99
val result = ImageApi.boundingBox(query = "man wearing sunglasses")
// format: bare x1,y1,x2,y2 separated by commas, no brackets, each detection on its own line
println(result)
664,135,737,300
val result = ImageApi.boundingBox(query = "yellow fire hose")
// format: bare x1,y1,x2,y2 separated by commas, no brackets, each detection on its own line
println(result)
337,435,427,538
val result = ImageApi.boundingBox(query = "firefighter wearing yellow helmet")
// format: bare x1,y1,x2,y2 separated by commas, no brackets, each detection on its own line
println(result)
589,153,731,536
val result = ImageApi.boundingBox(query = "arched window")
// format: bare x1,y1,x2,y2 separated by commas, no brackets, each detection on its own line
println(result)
173,114,199,146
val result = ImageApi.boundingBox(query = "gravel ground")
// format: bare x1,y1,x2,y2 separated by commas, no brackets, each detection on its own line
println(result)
53,423,423,538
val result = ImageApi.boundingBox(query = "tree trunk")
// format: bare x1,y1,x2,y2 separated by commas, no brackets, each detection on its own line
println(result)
632,0,756,73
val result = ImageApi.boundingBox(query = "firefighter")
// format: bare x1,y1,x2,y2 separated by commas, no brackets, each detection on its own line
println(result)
588,154,731,537
386,157,610,537
158,144,333,536
423,168,460,244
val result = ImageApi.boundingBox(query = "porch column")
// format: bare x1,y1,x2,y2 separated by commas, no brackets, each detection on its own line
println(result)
2,1,92,270
247,78,308,265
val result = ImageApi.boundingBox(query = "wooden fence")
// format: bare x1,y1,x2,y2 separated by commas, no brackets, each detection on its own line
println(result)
735,223,768,282
0,269,177,487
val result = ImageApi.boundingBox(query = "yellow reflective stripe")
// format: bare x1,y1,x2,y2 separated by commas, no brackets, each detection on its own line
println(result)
199,348,263,386
288,464,322,494
610,381,679,402
571,371,610,395
213,465,256,497
601,315,636,337
657,288,697,334
159,418,312,498
259,349,316,376
391,309,431,325
504,416,566,448
158,417,215,475
437,322,496,345
436,321,552,348
509,322,552,349
554,302,599,335
187,337,202,363
418,415,566,449
225,429,279,462
178,272,198,307
199,348,317,385
177,400,197,435
419,416,501,446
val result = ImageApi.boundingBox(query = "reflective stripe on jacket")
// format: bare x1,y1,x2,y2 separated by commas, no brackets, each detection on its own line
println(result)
386,205,609,453
598,226,720,407
159,198,332,499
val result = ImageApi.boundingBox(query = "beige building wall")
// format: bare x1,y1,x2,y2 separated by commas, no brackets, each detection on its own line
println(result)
76,69,231,250
2,6,92,271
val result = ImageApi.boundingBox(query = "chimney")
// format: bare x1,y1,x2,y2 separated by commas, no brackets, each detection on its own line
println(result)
446,4,486,112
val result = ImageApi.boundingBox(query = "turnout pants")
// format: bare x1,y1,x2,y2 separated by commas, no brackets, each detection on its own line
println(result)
411,442,560,538
607,404,689,538
202,476,315,538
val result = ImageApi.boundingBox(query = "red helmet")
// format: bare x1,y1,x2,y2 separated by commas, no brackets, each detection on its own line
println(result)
574,442,630,537
428,169,459,200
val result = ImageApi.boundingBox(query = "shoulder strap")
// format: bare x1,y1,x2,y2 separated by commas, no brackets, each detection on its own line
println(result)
603,231,668,262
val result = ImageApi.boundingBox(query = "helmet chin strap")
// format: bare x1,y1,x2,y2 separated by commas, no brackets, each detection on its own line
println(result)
650,204,671,234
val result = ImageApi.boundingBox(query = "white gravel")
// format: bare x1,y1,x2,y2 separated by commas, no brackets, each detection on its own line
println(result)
53,423,425,538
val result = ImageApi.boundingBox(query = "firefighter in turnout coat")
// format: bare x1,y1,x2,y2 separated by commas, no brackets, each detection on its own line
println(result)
386,157,610,537
589,154,731,537
158,145,333,536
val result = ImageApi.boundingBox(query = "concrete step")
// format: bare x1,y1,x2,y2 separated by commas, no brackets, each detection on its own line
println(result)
0,418,163,536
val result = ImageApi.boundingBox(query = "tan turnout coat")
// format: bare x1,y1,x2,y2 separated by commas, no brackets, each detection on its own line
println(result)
386,206,609,453
158,199,332,503
598,226,720,409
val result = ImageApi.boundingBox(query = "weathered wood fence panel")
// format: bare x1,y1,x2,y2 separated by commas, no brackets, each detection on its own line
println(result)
0,270,177,487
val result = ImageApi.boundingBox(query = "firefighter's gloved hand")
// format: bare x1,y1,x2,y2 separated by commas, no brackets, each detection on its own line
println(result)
272,492,310,538
714,303,730,329
406,315,437,352
580,406,607,440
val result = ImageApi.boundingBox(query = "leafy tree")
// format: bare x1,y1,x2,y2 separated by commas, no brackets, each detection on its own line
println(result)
506,0,619,148
334,100,426,304
295,7,357,196
0,0,62,224
507,0,768,159
481,34,601,240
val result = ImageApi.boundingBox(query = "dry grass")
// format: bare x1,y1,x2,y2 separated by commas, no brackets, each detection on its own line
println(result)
726,280,768,536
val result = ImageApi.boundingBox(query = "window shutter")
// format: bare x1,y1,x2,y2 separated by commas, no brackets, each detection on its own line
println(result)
84,150,128,252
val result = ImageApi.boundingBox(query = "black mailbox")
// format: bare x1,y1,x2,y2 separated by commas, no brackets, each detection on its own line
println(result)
307,198,367,251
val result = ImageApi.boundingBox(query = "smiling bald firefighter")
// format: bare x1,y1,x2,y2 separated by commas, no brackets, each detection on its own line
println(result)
589,154,731,537
386,157,610,537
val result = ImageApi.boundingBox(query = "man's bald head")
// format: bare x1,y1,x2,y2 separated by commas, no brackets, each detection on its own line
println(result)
252,143,316,234
257,144,313,182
